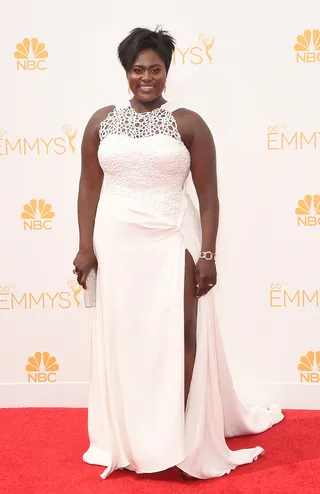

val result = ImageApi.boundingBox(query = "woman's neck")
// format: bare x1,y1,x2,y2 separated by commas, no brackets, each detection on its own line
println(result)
130,95,167,113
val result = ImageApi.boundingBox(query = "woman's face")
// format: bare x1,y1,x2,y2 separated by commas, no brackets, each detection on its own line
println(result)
127,48,167,102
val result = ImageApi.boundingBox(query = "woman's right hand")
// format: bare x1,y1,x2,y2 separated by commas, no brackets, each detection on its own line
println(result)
73,248,97,289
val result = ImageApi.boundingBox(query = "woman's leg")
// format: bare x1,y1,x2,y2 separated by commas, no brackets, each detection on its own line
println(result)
184,249,198,409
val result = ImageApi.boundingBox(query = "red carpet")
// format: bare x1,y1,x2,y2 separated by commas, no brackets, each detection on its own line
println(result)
0,409,319,494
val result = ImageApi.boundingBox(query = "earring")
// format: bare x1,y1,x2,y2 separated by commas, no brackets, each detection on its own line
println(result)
163,83,167,94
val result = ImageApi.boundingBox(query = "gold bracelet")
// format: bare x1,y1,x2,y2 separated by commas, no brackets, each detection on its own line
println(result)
199,251,216,261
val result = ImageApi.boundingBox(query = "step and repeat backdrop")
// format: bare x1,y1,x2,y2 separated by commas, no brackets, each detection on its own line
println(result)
0,0,319,408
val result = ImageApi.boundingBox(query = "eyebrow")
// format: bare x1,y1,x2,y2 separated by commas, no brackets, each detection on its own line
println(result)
132,64,162,68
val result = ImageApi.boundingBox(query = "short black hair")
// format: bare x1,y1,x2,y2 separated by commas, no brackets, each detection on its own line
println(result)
117,26,176,73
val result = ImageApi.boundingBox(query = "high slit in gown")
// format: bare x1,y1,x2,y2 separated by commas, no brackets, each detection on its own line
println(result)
82,101,284,479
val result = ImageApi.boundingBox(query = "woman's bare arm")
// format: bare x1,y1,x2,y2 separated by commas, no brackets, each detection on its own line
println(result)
73,106,113,287
189,112,219,255
175,108,219,297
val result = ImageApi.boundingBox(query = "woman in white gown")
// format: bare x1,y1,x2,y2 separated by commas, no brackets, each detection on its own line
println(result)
73,27,284,480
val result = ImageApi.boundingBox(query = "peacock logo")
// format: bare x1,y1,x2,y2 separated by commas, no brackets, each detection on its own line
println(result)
14,38,48,70
174,33,215,65
298,351,320,383
21,199,55,231
294,30,320,63
26,352,59,383
295,195,320,226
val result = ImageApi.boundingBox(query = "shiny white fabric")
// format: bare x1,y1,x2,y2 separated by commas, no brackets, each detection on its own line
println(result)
83,102,284,479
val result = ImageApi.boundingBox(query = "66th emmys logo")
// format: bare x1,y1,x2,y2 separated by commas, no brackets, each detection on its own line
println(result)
0,125,77,156
14,38,48,70
0,281,82,310
26,352,59,383
298,351,320,383
295,195,320,226
294,30,320,63
21,199,55,230
267,125,320,151
174,33,215,65
270,282,320,308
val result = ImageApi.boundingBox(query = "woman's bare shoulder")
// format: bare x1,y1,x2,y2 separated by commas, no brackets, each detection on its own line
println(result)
172,108,208,148
172,107,204,123
89,105,116,125
83,106,115,137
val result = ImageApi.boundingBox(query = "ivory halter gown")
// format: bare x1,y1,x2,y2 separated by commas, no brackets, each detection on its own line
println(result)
83,101,284,480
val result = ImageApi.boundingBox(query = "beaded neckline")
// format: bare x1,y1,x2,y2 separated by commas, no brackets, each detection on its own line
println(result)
128,101,168,115
99,101,186,145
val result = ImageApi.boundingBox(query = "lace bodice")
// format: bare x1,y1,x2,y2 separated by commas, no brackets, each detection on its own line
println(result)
97,102,191,221
99,105,182,142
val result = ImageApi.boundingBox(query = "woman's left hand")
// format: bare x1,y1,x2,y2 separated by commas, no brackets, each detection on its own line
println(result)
195,258,217,298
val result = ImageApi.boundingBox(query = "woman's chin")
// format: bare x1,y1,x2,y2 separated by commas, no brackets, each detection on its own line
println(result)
134,90,160,102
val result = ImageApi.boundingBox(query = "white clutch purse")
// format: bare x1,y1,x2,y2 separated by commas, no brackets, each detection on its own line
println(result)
83,268,97,308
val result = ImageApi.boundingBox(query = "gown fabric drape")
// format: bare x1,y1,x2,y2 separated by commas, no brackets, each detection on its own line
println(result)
83,101,284,479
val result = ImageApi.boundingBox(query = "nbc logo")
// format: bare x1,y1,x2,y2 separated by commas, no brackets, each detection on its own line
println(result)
174,33,215,65
26,352,59,383
295,195,320,226
14,38,48,70
298,351,320,383
294,29,320,63
21,199,54,231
